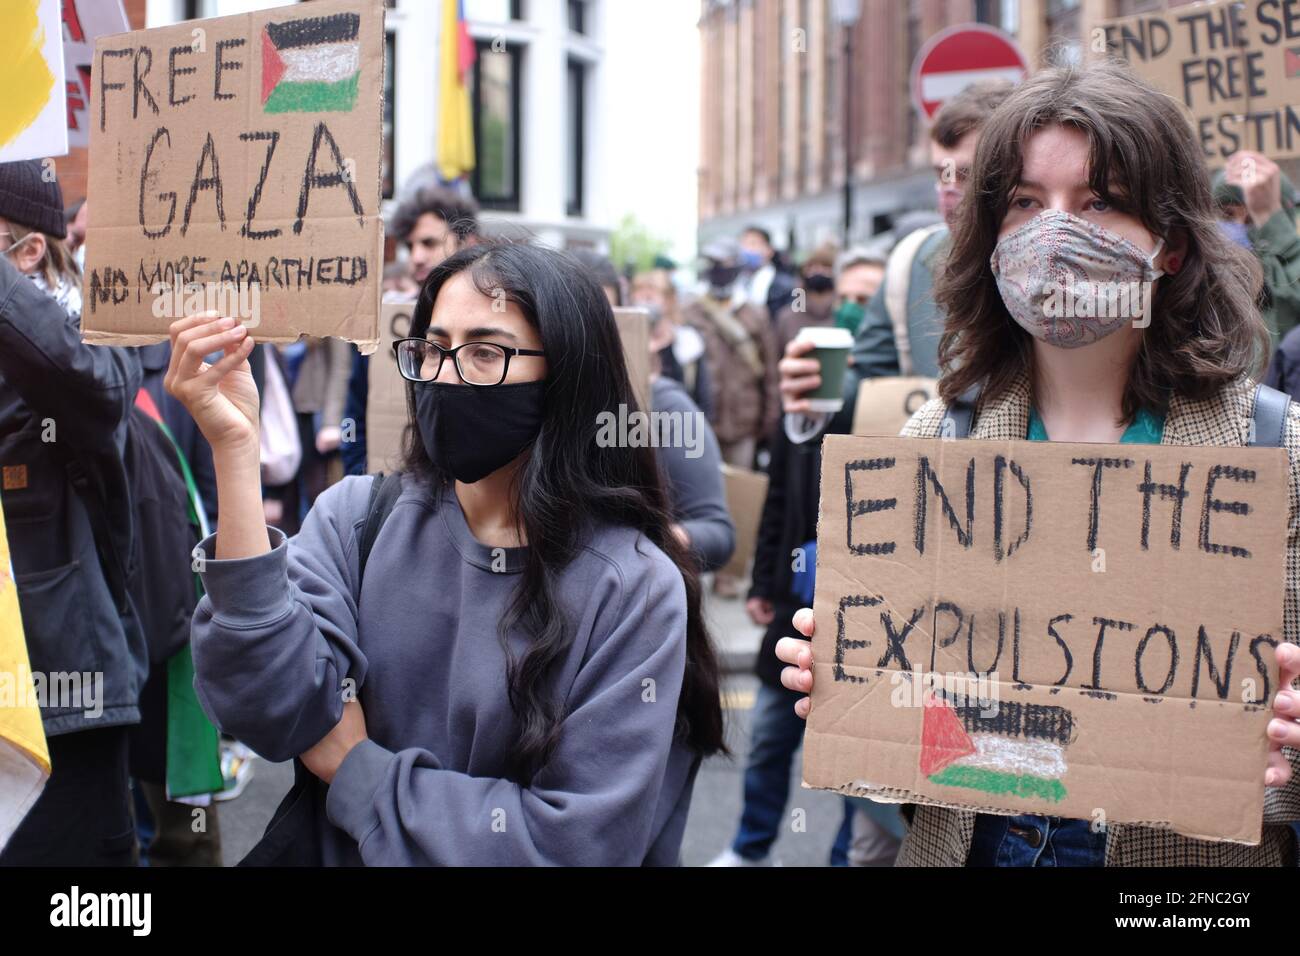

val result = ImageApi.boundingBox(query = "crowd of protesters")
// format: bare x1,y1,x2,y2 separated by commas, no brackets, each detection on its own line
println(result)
4,54,1300,868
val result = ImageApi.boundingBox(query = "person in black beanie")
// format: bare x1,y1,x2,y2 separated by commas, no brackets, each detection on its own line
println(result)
0,160,147,865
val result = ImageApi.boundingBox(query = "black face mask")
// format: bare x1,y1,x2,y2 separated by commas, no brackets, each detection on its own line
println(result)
415,380,546,483
706,264,741,293
804,273,835,294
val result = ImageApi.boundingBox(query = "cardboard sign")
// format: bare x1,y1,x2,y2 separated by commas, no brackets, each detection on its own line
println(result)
82,0,383,353
365,300,414,475
613,307,652,413
62,0,130,149
0,0,69,163
852,376,938,437
804,434,1289,843
719,463,769,582
1100,0,1300,162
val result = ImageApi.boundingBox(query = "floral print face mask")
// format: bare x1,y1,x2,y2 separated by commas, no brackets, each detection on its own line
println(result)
989,209,1165,348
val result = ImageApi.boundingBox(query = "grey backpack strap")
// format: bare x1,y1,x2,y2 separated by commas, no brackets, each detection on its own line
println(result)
359,473,403,583
1249,382,1290,448
941,384,982,439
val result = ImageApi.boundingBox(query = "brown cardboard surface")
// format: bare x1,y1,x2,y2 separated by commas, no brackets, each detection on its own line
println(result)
852,376,938,437
364,300,414,474
719,463,769,582
805,434,1289,844
1101,0,1300,162
613,307,651,413
82,0,383,352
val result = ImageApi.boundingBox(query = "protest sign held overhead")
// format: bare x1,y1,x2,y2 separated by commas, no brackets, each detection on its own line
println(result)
82,0,384,353
62,0,130,149
1099,0,1300,162
803,434,1289,844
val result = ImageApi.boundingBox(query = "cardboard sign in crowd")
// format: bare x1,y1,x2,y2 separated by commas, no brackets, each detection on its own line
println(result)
805,434,1288,844
1101,0,1300,162
82,0,383,352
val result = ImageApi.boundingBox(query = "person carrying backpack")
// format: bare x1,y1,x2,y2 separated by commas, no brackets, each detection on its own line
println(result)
0,162,146,866
776,62,1300,868
166,241,726,865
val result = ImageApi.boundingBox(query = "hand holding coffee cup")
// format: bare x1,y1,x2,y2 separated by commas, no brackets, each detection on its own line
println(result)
787,326,853,414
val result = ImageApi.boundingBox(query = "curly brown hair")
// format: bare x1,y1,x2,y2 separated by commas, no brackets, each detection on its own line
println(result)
934,59,1269,422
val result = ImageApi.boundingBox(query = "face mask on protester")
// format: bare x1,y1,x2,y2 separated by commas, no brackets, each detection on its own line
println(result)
415,379,546,484
738,250,764,272
834,299,865,333
990,209,1165,349
1219,219,1252,249
804,273,835,294
706,264,741,296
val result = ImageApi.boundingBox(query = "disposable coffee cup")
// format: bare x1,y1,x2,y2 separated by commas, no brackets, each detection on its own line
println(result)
796,326,854,413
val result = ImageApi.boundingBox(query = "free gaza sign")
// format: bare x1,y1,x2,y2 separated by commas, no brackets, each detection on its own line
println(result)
82,0,383,353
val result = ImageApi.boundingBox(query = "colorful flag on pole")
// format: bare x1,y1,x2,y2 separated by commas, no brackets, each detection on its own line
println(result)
436,0,476,182
0,493,50,853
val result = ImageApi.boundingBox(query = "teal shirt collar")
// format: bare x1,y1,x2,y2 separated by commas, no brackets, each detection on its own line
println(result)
1027,406,1165,444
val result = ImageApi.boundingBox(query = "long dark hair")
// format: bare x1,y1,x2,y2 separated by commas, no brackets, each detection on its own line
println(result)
935,60,1269,420
400,240,726,784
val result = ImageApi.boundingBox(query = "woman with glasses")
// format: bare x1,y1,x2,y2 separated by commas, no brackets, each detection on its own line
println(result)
164,241,725,865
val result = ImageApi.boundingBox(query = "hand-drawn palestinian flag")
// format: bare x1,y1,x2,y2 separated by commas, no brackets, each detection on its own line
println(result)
261,12,362,114
920,692,1075,803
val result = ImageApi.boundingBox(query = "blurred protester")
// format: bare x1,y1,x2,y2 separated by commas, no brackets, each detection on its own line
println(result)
737,225,797,321
644,304,735,572
779,80,1014,435
342,188,478,477
687,238,780,468
773,243,838,352
684,238,779,596
1215,151,1300,346
708,245,904,868
0,161,146,865
290,336,351,514
631,269,712,418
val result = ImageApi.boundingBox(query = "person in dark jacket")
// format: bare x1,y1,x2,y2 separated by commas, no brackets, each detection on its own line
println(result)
738,226,798,322
0,162,146,865
709,251,905,867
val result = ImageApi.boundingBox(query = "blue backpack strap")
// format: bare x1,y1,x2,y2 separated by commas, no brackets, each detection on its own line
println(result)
1250,383,1290,448
941,383,982,440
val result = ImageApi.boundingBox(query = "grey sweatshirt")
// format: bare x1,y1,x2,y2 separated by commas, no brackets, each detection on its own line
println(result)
651,376,736,572
190,474,701,865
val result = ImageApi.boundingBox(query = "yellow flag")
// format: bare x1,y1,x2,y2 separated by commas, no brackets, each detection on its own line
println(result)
0,493,50,852
436,0,476,181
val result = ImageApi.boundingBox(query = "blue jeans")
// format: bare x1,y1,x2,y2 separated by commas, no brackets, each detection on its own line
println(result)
967,813,1106,866
732,683,807,861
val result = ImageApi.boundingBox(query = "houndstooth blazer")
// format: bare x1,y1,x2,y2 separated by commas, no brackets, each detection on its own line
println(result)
894,371,1300,866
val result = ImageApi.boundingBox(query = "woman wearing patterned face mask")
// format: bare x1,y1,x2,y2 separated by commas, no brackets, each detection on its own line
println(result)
776,61,1300,868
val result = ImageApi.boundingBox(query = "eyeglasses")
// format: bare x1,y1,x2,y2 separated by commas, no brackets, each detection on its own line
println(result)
393,338,546,387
